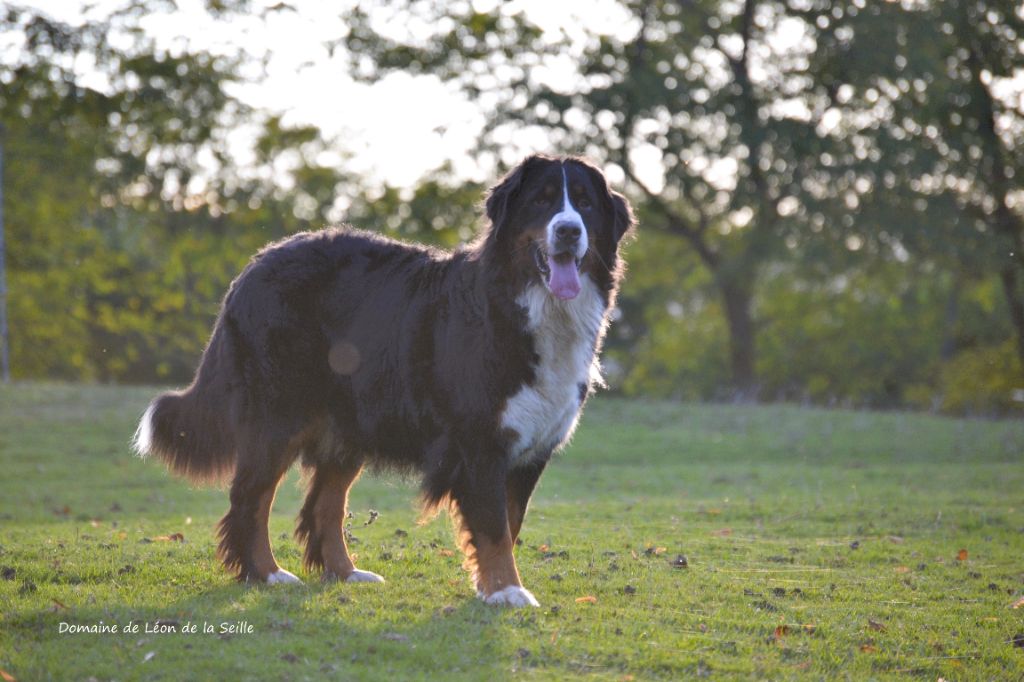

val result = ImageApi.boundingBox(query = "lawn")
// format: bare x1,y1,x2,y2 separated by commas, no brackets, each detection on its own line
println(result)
1,383,1022,680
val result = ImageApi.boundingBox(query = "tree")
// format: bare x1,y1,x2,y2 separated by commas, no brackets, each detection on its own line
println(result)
929,0,1024,364
803,0,1024,365
344,1,877,398
0,3,346,382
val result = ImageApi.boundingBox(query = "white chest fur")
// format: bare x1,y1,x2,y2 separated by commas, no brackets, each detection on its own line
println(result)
502,277,608,466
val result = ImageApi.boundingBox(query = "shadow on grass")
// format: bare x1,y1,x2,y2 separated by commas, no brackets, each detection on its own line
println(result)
17,567,537,679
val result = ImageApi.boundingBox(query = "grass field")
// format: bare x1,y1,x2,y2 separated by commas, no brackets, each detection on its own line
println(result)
1,383,1023,680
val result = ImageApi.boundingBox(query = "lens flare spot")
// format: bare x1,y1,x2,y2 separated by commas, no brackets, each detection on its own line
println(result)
329,341,361,375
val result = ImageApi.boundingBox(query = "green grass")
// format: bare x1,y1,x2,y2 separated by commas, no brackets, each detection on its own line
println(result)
1,383,1023,680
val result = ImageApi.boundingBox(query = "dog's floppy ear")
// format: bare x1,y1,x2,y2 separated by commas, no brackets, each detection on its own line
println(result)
611,190,636,242
579,160,636,242
485,155,541,231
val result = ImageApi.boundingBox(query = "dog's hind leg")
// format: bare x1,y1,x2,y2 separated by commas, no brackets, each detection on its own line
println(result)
217,428,301,584
296,460,384,583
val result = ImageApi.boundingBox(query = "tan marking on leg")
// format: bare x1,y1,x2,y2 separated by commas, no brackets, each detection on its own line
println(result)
315,465,361,579
473,533,522,596
250,484,282,579
450,505,536,605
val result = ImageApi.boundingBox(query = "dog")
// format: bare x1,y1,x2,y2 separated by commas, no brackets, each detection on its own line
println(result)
133,154,635,607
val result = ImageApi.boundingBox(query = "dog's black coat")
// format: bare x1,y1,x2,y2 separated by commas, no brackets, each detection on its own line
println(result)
136,154,634,583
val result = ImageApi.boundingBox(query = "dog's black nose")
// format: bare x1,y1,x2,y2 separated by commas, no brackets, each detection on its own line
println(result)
554,223,582,243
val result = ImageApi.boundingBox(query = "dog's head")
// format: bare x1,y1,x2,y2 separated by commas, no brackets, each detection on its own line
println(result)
484,155,635,301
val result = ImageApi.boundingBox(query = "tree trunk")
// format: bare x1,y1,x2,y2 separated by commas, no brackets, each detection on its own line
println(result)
999,265,1024,365
940,274,960,362
721,282,758,401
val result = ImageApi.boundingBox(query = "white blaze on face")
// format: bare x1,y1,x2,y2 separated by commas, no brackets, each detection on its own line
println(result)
544,165,588,301
544,165,588,257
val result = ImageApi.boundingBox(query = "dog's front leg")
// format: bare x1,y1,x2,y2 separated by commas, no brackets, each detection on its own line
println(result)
450,462,539,607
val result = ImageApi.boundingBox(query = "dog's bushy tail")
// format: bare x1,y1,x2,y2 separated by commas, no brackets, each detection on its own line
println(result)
132,326,236,483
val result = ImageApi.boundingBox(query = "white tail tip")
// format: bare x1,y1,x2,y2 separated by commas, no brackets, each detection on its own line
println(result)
132,401,156,457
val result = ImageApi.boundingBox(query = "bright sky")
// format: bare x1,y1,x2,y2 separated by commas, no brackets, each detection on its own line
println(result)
13,1,1024,202
29,0,637,189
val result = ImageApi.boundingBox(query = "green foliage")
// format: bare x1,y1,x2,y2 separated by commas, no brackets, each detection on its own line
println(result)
345,175,485,248
0,4,347,383
2,1,1022,415
339,0,1024,413
2,384,1023,679
935,341,1024,415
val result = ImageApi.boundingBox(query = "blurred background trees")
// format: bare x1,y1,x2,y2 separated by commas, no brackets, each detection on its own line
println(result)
1,0,1021,414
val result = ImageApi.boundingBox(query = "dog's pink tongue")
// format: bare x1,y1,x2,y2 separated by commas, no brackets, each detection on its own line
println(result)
548,259,581,300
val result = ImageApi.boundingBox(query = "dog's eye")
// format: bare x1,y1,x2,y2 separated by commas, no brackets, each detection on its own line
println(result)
577,197,593,211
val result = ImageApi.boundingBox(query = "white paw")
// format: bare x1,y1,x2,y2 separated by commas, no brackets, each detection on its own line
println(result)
481,585,540,608
345,569,385,583
265,569,302,585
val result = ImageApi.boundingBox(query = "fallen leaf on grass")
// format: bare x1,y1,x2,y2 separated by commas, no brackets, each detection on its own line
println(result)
1010,596,1024,609
575,595,597,604
644,546,667,556
773,625,789,641
148,533,185,543
894,566,910,574
888,536,904,544
711,528,732,537
859,644,877,653
50,598,68,612
438,549,454,557
868,619,886,632
538,544,549,552
956,549,968,561
0,669,16,682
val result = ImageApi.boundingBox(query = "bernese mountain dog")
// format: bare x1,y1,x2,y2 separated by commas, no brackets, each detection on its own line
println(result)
133,154,635,607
